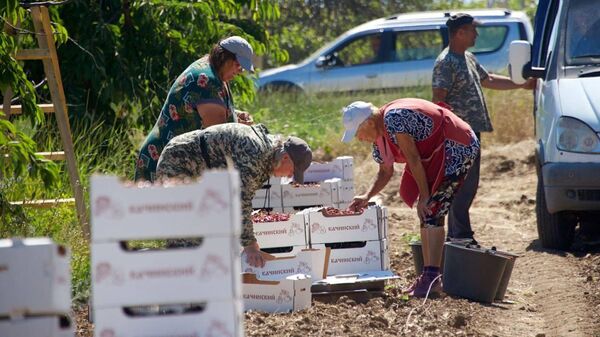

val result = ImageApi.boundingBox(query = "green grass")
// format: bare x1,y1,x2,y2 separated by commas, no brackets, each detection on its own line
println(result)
1,86,534,304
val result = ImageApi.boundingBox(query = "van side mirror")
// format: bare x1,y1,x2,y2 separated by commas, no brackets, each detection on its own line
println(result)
509,41,531,84
510,41,546,82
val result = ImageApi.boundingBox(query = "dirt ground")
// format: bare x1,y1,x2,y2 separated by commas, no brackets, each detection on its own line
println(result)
76,140,600,337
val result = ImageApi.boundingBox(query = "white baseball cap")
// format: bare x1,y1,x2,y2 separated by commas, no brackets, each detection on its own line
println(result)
219,36,255,73
341,101,374,143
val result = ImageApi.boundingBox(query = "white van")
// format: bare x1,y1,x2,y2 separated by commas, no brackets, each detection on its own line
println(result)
509,0,600,249
259,9,532,94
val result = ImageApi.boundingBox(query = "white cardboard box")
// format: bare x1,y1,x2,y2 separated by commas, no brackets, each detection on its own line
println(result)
308,206,387,244
335,180,355,209
91,171,241,242
93,300,243,337
304,156,354,182
242,273,311,313
92,236,240,308
0,315,74,337
280,179,340,208
312,240,389,276
253,213,307,248
0,238,71,316
252,185,283,210
242,248,329,282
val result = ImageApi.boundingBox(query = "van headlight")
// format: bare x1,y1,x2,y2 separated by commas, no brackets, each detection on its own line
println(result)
556,117,600,153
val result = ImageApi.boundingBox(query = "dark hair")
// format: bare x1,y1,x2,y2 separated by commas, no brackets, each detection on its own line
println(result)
209,40,237,73
448,25,460,36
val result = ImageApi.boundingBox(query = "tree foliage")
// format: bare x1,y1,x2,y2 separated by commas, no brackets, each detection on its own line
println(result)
263,0,437,66
52,0,287,128
1,0,61,222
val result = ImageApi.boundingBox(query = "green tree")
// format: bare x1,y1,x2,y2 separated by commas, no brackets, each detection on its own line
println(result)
52,0,287,129
1,0,60,224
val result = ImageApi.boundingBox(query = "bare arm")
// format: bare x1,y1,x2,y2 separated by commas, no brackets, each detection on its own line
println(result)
196,103,228,127
432,87,448,103
348,163,393,211
482,74,536,90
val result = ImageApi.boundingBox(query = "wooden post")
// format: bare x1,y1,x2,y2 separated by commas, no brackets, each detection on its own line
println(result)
30,6,89,236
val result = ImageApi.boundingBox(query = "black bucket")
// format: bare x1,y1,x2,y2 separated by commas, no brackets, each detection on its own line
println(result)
409,239,473,275
409,241,424,274
443,242,509,303
494,250,518,301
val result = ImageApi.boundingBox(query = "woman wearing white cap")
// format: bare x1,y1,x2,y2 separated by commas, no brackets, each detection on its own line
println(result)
135,36,256,182
341,98,480,297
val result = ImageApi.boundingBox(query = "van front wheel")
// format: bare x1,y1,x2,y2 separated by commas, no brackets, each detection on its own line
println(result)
535,172,576,250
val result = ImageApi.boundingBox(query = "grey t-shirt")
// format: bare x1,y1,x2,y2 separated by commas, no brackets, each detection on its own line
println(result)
432,48,492,132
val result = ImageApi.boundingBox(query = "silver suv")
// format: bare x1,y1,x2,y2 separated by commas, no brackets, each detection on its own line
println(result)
258,9,533,94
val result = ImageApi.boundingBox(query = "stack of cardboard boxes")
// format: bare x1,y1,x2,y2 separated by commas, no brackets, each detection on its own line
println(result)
252,156,355,212
0,238,74,337
90,171,244,337
308,206,389,275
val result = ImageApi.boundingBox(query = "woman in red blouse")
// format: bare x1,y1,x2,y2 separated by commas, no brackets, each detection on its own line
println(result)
341,98,480,297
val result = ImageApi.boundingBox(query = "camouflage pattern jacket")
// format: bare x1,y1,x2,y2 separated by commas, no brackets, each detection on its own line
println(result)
432,48,492,133
156,123,280,246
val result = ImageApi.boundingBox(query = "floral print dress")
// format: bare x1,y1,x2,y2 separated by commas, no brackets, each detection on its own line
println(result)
134,56,235,182
373,108,480,225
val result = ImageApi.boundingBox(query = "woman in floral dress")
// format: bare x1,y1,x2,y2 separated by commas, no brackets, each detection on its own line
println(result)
340,98,480,297
134,36,255,182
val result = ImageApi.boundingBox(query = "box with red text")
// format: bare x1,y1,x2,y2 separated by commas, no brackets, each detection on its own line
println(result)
90,171,241,242
242,273,311,313
241,248,329,282
307,206,387,244
253,212,308,248
91,236,240,308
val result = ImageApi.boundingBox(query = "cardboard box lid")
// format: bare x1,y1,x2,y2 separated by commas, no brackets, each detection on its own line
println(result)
314,270,399,285
90,171,241,242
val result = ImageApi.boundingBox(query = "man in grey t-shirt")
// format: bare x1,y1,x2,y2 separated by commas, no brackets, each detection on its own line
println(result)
432,13,535,241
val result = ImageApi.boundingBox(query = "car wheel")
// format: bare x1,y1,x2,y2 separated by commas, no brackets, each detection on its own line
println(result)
535,171,576,250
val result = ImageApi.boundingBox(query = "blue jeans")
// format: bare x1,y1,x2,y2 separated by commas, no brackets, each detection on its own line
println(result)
447,132,481,239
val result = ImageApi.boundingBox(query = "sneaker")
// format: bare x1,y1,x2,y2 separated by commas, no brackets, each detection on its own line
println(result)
404,272,442,298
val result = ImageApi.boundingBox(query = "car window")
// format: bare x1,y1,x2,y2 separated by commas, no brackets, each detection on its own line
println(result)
469,25,508,54
333,33,383,67
393,30,442,62
565,0,600,64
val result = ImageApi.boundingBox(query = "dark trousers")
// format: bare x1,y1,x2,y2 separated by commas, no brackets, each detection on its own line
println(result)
447,132,481,239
